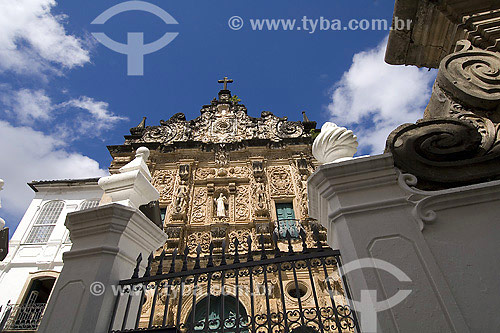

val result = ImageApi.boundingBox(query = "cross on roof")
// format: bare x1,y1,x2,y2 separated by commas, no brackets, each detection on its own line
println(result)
218,76,233,90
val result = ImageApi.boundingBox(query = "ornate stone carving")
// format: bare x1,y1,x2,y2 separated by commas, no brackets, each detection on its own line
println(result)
436,40,500,110
312,122,358,164
195,167,215,180
172,181,189,219
235,185,251,221
165,226,181,239
215,144,229,167
152,170,177,202
211,224,228,240
387,41,500,188
228,229,252,253
268,166,293,196
187,232,211,253
291,161,309,217
386,118,500,187
195,166,251,180
127,91,310,147
191,187,207,223
252,160,265,181
253,182,268,217
178,164,190,182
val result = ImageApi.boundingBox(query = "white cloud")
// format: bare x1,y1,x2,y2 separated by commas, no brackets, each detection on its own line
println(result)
0,120,108,219
2,89,52,123
0,88,127,138
327,38,436,154
0,0,90,74
61,97,128,134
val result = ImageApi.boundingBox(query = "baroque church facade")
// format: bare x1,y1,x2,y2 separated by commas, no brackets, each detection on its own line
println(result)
1,78,353,332
106,79,351,330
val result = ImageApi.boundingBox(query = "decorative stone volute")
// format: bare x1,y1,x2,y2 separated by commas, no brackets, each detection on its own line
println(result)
312,122,358,164
98,147,159,209
387,40,500,189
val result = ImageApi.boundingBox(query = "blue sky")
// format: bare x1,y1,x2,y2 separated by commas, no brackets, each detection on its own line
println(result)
0,0,436,231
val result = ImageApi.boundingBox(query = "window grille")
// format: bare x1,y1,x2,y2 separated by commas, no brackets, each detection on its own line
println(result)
25,201,64,244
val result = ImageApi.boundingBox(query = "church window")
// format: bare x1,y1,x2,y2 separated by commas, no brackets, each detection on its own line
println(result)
25,201,64,244
275,202,299,238
79,199,100,211
187,296,248,331
160,207,167,222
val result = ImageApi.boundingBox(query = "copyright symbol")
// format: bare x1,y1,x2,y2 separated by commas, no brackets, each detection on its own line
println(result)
90,281,105,296
228,16,243,30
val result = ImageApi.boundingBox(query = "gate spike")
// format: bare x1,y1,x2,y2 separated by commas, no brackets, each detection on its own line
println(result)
272,232,281,258
143,252,153,278
156,249,166,275
194,244,202,269
207,242,215,268
247,235,253,262
221,239,227,266
132,253,142,278
181,246,189,271
259,234,267,260
169,248,178,273
286,231,294,254
299,229,308,253
313,225,323,250
233,238,240,264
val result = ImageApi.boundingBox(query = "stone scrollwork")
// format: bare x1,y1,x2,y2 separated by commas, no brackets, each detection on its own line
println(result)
437,40,500,110
128,91,310,146
235,185,251,221
388,40,500,189
187,231,211,253
152,169,177,202
268,166,293,196
191,187,207,223
228,229,252,253
387,117,500,187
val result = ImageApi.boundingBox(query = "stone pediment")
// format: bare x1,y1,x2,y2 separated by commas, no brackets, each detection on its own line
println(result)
126,89,315,146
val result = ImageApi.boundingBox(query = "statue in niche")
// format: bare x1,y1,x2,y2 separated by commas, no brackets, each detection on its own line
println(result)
174,182,188,214
256,182,266,209
215,193,228,217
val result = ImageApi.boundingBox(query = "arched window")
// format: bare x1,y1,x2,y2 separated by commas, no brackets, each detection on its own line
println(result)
187,296,248,332
24,201,64,244
79,199,100,211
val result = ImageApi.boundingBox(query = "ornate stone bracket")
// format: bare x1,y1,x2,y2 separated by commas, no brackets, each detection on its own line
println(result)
387,40,500,189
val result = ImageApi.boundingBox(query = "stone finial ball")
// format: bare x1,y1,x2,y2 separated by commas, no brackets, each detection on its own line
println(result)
136,147,150,160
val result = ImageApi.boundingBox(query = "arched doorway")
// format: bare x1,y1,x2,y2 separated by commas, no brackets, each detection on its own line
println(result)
186,295,248,332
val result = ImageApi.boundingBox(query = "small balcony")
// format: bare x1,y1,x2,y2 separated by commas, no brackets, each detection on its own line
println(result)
0,303,46,332
274,218,303,239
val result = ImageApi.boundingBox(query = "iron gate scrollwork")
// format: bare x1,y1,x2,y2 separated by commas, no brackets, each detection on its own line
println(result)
108,227,360,333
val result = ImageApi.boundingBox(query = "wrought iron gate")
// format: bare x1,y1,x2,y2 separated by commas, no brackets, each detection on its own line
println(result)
108,227,360,333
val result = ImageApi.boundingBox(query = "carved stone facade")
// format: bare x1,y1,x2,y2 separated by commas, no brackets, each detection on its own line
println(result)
107,81,332,329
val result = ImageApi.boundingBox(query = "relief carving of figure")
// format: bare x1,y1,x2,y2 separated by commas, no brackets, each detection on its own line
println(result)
174,182,188,214
215,193,228,217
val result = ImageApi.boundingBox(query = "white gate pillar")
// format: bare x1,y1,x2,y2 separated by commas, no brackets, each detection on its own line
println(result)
307,154,469,332
38,204,167,333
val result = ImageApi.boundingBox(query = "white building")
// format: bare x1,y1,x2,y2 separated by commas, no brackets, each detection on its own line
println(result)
0,178,102,331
